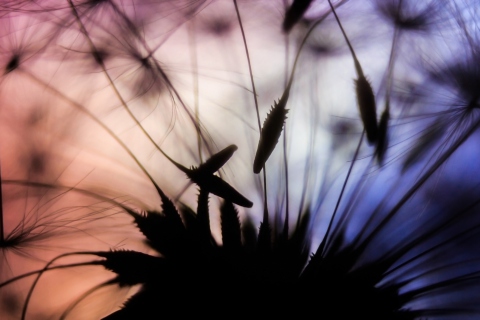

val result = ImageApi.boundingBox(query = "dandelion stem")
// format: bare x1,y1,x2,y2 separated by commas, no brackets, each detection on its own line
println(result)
298,1,349,74
364,118,480,248
59,279,117,320
282,0,350,101
296,119,316,225
0,261,103,289
263,169,269,224
67,0,193,178
188,19,203,164
321,130,365,256
232,0,260,132
327,0,364,77
2,180,134,213
21,251,105,320
385,27,400,111
282,126,290,237
107,0,215,158
384,198,480,279
282,21,290,237
19,68,166,199
232,0,270,225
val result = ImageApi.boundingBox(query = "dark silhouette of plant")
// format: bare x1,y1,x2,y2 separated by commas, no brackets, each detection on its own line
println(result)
1,0,480,319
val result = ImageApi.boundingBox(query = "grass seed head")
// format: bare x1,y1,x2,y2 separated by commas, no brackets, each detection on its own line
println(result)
355,75,378,144
253,99,289,174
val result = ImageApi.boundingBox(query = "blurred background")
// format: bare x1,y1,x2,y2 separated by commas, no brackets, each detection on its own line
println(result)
1,0,480,318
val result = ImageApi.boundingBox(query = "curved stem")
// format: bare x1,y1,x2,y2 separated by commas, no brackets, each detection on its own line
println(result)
321,130,365,256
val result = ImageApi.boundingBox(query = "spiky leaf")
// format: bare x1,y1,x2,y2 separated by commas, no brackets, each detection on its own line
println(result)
196,188,212,244
220,201,242,251
95,250,165,286
197,145,238,175
253,99,289,174
128,209,188,257
187,169,253,208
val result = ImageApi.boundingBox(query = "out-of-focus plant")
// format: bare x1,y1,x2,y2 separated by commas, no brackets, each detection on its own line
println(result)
1,0,480,319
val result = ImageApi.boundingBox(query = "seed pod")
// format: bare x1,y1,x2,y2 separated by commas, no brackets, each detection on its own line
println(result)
253,94,289,174
328,0,378,144
355,75,378,144
171,145,252,207
375,108,389,164
187,169,253,208
197,144,238,174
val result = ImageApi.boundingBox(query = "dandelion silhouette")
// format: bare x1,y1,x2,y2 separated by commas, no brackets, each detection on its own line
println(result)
1,0,480,319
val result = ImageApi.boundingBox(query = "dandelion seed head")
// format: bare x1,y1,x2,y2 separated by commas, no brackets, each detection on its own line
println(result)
198,7,235,38
429,54,480,109
4,55,19,73
0,292,21,317
303,21,351,57
91,47,108,66
374,0,442,33
83,0,109,8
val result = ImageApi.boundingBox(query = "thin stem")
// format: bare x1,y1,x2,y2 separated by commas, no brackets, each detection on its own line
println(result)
22,251,103,320
20,68,166,198
67,0,189,176
282,14,290,237
327,0,364,77
107,0,215,158
282,0,350,102
188,19,203,164
385,27,400,111
263,167,269,225
282,126,289,237
321,130,365,256
2,180,134,214
232,0,269,225
363,117,480,248
232,0,261,132
59,279,117,320
0,261,103,289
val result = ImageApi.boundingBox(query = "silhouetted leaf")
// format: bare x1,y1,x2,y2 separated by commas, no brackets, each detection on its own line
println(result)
196,188,212,245
127,209,188,258
95,250,165,286
253,88,290,174
241,215,258,253
197,145,238,175
220,201,242,251
187,169,253,208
